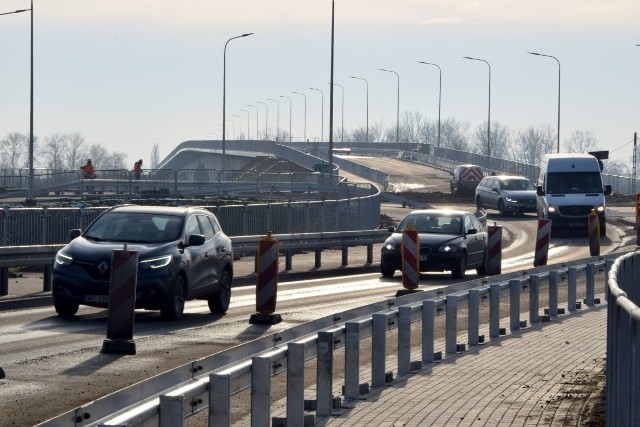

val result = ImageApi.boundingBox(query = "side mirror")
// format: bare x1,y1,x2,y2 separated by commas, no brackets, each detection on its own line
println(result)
69,229,82,239
187,234,205,247
466,228,477,235
604,184,612,196
536,185,545,196
387,226,396,233
492,188,499,193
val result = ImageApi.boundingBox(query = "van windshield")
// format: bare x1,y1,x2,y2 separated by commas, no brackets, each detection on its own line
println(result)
547,172,603,194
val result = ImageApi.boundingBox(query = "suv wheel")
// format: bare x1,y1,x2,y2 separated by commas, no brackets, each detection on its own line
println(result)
381,266,395,278
161,275,185,321
54,299,79,318
475,196,483,209
208,269,232,314
498,200,507,216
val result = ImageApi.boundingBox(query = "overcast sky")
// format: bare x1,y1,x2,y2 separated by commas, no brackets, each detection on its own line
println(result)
1,0,639,166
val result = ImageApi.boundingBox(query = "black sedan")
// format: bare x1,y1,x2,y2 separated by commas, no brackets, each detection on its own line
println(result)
53,205,234,320
380,209,487,279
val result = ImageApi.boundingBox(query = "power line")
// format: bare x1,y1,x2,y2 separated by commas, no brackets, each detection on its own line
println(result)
610,138,635,154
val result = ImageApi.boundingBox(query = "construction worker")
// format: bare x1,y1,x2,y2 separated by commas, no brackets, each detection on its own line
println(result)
133,159,143,180
80,159,96,179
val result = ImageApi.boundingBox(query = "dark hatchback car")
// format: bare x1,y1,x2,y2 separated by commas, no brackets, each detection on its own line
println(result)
53,205,234,321
380,209,487,279
475,175,537,216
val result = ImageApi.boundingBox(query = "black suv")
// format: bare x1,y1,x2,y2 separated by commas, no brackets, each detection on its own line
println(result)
53,205,234,320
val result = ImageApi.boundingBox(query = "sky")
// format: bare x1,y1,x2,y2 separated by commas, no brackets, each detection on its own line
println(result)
1,0,639,167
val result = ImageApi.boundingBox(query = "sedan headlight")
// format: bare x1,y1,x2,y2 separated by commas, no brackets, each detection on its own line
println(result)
437,244,454,253
55,252,73,266
139,254,173,270
382,242,398,252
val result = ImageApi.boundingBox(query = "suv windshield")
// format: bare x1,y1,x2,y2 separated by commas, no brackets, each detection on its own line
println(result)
547,172,603,194
500,179,535,191
84,212,184,243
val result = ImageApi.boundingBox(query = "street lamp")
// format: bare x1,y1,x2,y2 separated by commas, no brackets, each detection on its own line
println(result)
232,114,242,139
463,56,491,158
222,32,253,171
418,61,442,153
379,68,400,144
247,104,259,139
528,52,561,153
279,95,293,142
267,98,280,140
1,3,34,205
349,76,369,142
309,87,324,142
257,101,268,140
292,91,307,142
330,83,344,143
239,108,250,139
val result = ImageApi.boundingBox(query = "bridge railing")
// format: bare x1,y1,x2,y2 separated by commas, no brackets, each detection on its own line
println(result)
606,251,640,426
36,254,620,427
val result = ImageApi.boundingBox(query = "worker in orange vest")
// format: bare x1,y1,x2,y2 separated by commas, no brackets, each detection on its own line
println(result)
80,159,96,179
133,159,143,180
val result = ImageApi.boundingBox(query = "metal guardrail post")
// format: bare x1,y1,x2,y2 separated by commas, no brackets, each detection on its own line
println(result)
568,266,578,312
529,275,540,325
586,264,595,306
549,270,559,317
159,395,184,427
398,306,412,375
510,280,521,332
422,300,435,363
287,342,306,425
316,331,334,416
341,245,348,267
468,289,480,346
344,323,361,399
0,267,8,296
209,373,232,427
252,355,272,426
605,259,613,301
446,295,458,356
366,244,373,265
371,313,387,387
2,208,10,246
41,207,48,245
490,284,500,338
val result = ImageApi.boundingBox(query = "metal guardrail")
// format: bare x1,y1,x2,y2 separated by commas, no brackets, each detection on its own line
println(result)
606,251,640,426
37,253,622,426
0,232,389,297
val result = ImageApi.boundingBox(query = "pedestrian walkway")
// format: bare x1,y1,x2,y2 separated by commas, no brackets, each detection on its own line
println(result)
266,305,607,426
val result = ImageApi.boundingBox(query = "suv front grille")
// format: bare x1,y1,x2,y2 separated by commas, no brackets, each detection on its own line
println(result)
75,259,111,281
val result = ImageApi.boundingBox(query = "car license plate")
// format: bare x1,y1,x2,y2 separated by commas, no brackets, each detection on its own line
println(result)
85,295,109,303
420,254,428,261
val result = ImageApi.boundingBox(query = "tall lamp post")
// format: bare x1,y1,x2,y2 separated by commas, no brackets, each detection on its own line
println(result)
279,95,293,142
348,76,369,142
239,108,250,139
309,87,324,142
379,68,400,144
222,32,253,171
463,56,491,158
1,3,34,205
330,83,344,143
267,98,280,140
528,52,561,153
292,91,307,142
417,61,442,153
247,104,259,139
257,101,268,140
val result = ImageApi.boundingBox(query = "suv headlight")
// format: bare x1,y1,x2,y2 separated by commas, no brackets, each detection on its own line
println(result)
139,255,173,270
55,252,73,266
504,196,517,203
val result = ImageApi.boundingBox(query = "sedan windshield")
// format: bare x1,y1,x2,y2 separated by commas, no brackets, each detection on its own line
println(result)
83,212,184,243
397,214,462,235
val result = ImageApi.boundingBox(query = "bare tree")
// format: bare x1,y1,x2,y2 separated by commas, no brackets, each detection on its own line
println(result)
104,152,128,169
64,132,87,170
603,159,629,176
565,130,600,154
87,144,109,169
440,117,470,151
41,133,68,170
150,143,160,169
473,121,512,160
400,111,428,143
514,125,556,165
2,132,27,169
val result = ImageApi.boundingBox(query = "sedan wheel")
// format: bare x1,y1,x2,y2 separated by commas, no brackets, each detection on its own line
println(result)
161,275,185,321
452,252,467,279
475,196,483,209
208,270,232,314
476,250,488,275
54,299,79,318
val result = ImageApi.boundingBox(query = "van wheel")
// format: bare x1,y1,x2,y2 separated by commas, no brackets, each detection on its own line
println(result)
208,270,232,314
161,276,185,321
600,222,607,237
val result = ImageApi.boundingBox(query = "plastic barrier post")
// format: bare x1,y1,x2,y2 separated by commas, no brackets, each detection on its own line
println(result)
398,223,421,296
102,246,138,355
487,224,502,275
250,232,282,325
534,219,552,267
588,209,600,256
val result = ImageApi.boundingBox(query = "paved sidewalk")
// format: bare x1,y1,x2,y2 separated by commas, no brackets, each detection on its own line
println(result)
271,305,607,426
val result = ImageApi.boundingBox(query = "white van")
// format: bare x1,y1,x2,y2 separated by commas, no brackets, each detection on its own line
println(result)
536,153,612,236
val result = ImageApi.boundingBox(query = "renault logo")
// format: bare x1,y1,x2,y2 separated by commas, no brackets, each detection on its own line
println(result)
97,260,109,274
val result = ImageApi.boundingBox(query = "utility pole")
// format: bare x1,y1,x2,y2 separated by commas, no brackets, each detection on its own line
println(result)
634,132,637,194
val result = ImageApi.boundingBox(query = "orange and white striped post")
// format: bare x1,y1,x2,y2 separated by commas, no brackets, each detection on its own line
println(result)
250,232,282,324
487,224,502,276
534,219,552,267
588,209,600,256
102,245,138,355
400,223,420,291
